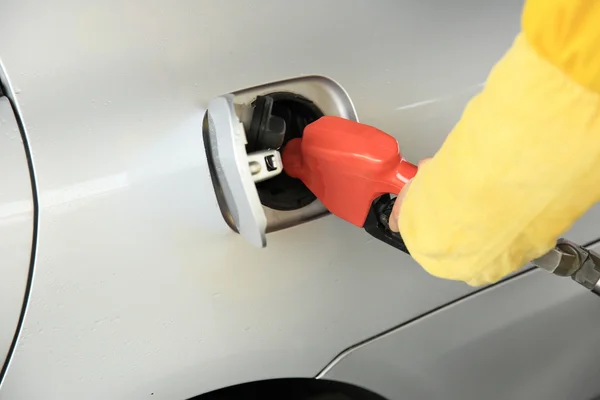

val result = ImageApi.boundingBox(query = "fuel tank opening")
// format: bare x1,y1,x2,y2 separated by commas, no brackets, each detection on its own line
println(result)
252,92,323,211
204,75,358,238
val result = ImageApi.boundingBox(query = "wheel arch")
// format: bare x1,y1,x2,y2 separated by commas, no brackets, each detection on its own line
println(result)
187,378,389,400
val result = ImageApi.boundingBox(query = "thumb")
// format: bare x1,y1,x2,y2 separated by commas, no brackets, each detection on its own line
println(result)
388,180,412,232
388,157,432,232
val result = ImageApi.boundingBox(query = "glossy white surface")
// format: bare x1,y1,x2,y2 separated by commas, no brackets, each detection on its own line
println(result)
322,246,600,400
2,1,600,399
0,96,33,375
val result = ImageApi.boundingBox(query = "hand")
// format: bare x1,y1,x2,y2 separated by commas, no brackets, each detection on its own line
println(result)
388,158,431,232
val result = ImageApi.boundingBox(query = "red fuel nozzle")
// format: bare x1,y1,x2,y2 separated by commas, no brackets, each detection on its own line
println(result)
283,116,417,228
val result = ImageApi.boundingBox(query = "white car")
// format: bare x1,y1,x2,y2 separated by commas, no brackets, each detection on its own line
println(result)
2,1,600,399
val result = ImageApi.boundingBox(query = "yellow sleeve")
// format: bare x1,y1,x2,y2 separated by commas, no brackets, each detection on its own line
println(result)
398,0,600,286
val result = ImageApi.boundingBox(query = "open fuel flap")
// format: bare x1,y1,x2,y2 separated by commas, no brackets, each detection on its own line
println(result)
203,75,358,248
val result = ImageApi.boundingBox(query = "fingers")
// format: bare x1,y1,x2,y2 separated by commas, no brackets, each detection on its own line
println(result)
388,157,432,233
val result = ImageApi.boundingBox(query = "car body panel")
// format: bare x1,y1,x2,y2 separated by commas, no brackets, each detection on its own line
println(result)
321,244,600,400
0,95,34,378
2,1,600,399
